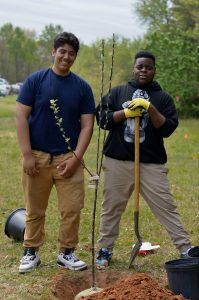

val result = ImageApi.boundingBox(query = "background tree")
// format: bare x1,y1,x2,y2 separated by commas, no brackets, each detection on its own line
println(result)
9,27,38,82
134,0,173,30
134,0,199,117
144,29,199,117
172,0,199,39
0,23,38,82
0,23,14,80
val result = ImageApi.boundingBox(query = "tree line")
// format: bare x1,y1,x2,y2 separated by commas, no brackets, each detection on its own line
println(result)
0,0,198,117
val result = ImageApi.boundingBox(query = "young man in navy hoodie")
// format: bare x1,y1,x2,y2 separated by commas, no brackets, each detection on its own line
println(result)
96,50,193,268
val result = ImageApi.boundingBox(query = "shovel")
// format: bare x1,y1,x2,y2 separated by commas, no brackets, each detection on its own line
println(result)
128,116,142,268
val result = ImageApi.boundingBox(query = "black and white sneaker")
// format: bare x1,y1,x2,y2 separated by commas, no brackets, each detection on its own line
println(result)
96,248,113,269
19,248,41,273
57,249,87,271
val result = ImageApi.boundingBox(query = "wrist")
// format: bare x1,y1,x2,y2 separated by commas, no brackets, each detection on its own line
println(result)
73,151,83,163
23,151,33,158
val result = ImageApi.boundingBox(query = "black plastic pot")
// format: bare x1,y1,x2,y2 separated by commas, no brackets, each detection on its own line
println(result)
4,208,26,242
165,258,199,300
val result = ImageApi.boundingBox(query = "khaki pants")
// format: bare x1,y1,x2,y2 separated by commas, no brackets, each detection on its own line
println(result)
98,156,191,253
22,150,84,250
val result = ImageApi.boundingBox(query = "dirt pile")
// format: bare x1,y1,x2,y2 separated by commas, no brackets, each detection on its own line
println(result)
52,271,184,300
80,273,184,300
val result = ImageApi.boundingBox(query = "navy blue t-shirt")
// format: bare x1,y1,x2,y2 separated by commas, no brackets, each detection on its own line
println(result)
17,68,95,154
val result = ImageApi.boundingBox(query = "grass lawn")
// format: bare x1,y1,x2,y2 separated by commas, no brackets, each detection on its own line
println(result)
0,95,198,299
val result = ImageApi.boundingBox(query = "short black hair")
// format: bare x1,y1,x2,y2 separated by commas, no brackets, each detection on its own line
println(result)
53,32,80,53
134,51,156,65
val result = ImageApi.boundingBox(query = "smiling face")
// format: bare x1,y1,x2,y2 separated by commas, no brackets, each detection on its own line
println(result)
52,43,77,76
133,57,156,86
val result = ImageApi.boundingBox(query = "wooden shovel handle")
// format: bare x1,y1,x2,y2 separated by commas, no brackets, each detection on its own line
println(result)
134,116,140,212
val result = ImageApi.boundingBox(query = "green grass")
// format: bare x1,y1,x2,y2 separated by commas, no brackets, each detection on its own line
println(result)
0,96,199,299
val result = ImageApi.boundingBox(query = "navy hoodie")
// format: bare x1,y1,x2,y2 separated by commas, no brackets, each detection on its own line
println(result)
96,80,178,164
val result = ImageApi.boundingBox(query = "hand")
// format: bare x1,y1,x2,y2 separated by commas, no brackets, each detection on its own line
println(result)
128,98,150,111
57,155,79,178
23,153,39,176
124,107,142,119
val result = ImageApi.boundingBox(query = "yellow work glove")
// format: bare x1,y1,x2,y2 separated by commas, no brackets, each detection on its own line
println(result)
128,98,150,111
124,107,142,119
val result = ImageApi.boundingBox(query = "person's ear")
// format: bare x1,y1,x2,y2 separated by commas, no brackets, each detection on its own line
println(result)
52,48,56,57
132,65,135,77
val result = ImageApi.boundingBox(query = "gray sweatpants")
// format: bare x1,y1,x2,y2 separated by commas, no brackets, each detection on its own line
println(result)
98,156,191,253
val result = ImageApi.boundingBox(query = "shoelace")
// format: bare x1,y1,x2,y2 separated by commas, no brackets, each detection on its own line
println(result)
98,250,110,260
21,253,35,263
64,252,79,262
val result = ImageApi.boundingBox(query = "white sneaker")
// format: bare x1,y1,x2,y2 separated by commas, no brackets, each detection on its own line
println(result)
57,250,87,271
19,248,41,273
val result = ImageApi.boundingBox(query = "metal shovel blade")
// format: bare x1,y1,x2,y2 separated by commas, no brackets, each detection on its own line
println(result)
128,211,142,268
128,240,142,268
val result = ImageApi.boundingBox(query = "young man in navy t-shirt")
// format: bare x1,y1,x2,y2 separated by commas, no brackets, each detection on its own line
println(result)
16,32,95,273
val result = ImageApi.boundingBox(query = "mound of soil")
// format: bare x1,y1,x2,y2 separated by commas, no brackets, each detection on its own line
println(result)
80,273,184,300
51,270,184,300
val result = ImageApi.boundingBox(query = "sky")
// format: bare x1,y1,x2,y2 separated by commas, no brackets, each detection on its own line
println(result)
0,0,147,45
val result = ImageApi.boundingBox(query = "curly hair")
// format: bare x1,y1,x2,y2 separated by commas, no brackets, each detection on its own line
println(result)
134,51,155,65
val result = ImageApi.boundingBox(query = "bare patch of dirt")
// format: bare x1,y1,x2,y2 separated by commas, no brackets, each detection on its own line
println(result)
51,270,184,300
